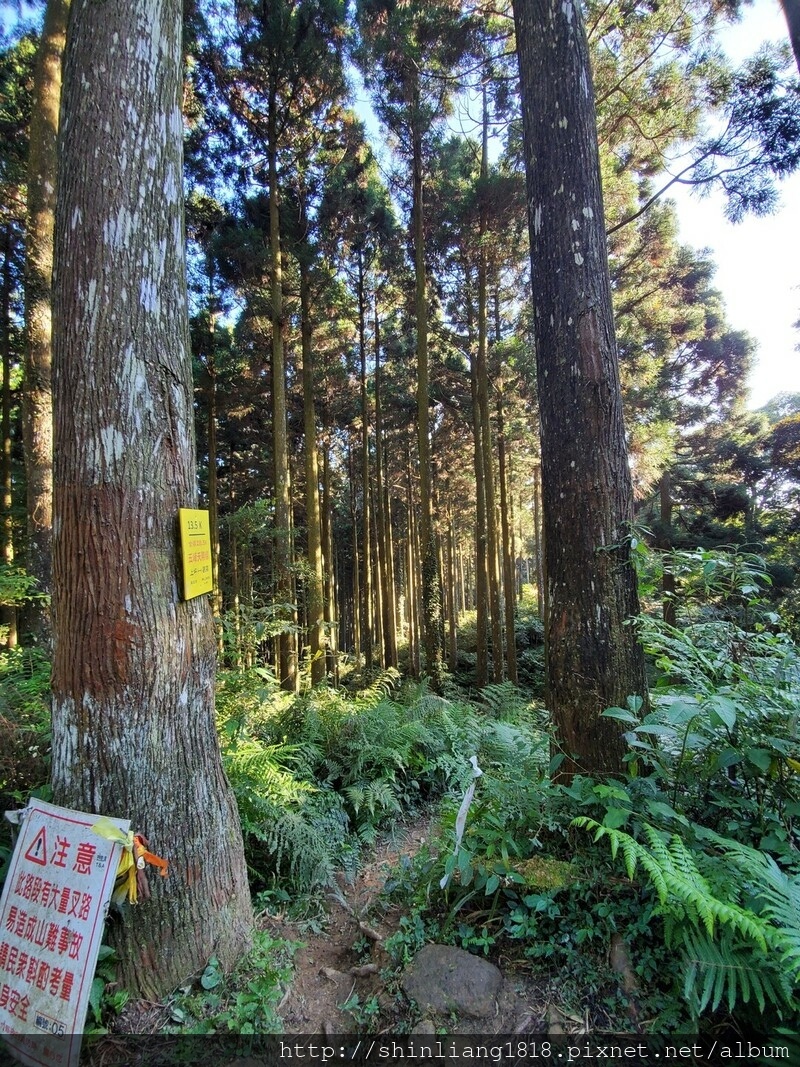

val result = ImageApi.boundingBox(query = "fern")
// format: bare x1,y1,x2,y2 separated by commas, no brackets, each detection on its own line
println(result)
679,925,793,1016
573,817,799,1018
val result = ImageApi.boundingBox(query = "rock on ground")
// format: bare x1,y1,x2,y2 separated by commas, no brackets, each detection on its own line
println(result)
402,944,503,1019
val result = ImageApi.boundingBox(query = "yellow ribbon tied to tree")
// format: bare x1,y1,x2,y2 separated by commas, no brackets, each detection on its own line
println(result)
91,818,169,905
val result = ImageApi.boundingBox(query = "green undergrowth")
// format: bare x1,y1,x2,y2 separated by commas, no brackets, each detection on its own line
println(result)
377,555,800,1034
164,930,295,1034
216,666,548,906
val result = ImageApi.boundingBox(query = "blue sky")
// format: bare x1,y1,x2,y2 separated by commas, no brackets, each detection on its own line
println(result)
669,0,800,411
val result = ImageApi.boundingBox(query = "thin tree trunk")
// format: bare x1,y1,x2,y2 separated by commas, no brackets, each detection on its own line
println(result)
300,255,325,685
497,387,518,683
205,266,223,650
322,434,338,682
411,79,442,684
447,516,458,673
660,469,676,627
23,0,68,647
374,297,397,669
405,450,421,678
1,227,16,649
467,264,489,687
349,443,362,663
357,252,373,670
268,85,296,692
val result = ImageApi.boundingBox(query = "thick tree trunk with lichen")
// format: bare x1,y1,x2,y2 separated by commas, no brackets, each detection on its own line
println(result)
51,0,253,998
513,0,647,777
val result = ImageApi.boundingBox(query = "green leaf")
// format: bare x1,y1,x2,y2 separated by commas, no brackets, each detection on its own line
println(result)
714,747,742,770
201,957,222,991
633,724,677,737
744,748,773,773
89,976,105,1024
602,807,630,830
602,706,638,724
708,696,738,731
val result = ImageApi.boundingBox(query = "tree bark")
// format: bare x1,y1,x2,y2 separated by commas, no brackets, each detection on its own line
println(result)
1,226,16,648
357,252,374,670
497,387,518,684
51,0,253,997
477,95,503,684
374,298,398,669
513,0,648,776
411,79,443,685
268,83,297,693
23,0,69,647
300,257,326,685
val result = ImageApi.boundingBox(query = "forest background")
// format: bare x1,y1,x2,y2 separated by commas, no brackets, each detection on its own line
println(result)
2,0,800,1039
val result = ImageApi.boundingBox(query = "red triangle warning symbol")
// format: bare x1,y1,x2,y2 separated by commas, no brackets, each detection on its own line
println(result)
24,826,47,866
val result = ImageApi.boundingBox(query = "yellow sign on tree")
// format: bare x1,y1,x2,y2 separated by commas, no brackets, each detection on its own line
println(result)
178,509,213,600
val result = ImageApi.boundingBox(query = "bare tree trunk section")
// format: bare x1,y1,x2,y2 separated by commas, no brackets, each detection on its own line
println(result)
268,86,296,693
513,0,648,777
411,83,443,685
659,469,677,627
51,0,253,997
374,300,398,669
1,227,16,648
497,389,518,684
23,0,68,647
300,259,325,685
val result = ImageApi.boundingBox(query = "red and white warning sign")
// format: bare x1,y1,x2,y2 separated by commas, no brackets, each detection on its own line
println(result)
0,799,130,1067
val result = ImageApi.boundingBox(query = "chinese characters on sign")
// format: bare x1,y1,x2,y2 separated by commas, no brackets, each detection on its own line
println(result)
178,507,213,600
0,800,130,1067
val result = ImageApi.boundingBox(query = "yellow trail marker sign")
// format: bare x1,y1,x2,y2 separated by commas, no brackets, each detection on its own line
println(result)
178,508,213,600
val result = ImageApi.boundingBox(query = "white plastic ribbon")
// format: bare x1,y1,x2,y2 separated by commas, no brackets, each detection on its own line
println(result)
440,755,483,889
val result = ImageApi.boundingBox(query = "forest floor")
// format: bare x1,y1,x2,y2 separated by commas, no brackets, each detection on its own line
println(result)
262,811,437,1035
260,810,565,1037
109,809,600,1040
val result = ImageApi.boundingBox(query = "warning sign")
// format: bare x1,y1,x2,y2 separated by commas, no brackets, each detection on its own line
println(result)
0,800,130,1067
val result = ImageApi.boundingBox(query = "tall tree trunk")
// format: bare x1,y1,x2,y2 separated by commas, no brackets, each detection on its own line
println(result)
477,91,502,683
349,443,362,662
1,227,16,648
374,297,397,669
357,252,373,670
466,264,489,687
411,80,443,684
23,0,68,647
513,0,648,777
268,85,296,692
405,449,421,679
322,433,338,682
446,516,458,673
205,265,222,649
51,0,253,997
497,387,518,684
659,469,676,627
300,257,325,685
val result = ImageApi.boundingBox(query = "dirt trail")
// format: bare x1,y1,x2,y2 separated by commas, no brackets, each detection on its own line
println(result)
263,813,436,1034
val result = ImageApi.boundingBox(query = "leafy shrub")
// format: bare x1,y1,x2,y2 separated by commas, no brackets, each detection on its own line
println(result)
166,930,295,1033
